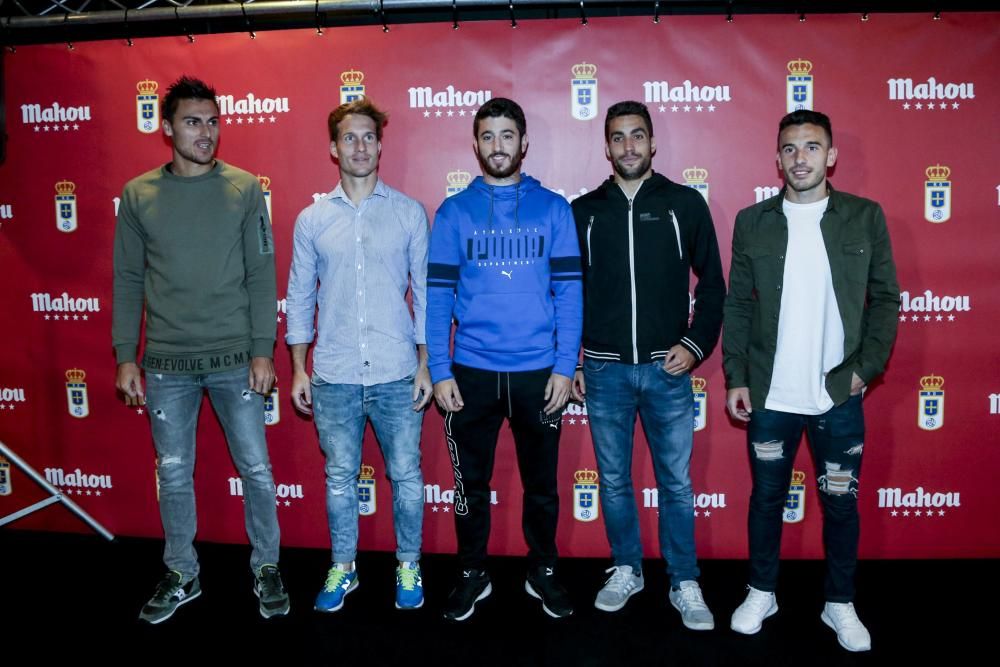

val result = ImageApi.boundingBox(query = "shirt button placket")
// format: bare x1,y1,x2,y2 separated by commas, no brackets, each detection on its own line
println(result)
356,209,369,378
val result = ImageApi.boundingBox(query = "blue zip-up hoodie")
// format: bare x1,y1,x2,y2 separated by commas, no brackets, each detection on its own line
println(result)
426,174,583,384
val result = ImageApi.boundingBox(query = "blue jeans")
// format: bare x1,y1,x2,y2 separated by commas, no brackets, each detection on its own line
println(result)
312,375,424,563
583,359,699,586
746,395,865,602
145,367,280,578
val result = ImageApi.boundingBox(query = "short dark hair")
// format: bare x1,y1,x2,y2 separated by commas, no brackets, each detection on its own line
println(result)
778,110,833,146
473,98,526,138
162,76,218,121
328,98,388,142
605,101,654,141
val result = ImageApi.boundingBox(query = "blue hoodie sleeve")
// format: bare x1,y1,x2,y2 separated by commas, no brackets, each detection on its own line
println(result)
548,199,584,379
426,200,461,383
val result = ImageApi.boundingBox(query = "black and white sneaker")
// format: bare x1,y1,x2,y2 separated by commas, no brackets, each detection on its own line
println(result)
442,569,492,621
525,566,574,618
254,564,290,618
139,571,201,624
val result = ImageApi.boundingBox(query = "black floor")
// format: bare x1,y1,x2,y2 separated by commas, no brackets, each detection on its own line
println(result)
2,529,988,665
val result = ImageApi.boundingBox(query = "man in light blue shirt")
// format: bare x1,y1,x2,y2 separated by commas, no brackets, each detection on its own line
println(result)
286,98,431,612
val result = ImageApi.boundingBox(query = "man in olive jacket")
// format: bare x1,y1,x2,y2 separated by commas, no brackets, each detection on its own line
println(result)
722,110,899,653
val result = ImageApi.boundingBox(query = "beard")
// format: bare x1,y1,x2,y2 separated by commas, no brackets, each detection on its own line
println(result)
479,149,524,180
612,152,652,181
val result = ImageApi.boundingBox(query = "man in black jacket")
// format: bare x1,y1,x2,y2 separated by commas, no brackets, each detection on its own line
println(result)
570,100,725,629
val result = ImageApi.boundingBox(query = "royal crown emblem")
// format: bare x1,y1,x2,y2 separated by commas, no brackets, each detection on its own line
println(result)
925,165,951,181
446,169,472,197
691,377,707,392
55,180,76,196
787,59,813,75
257,175,271,191
683,167,709,184
572,62,598,79
920,375,945,391
341,69,365,86
65,368,86,383
570,62,599,121
65,368,89,418
918,374,945,431
136,79,159,95
358,463,376,515
784,469,807,523
574,469,599,485
573,468,600,522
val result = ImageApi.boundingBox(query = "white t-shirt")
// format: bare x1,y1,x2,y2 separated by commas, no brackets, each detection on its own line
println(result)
765,197,845,415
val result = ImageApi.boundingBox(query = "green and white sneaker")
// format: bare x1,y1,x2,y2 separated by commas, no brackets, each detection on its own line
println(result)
139,571,201,624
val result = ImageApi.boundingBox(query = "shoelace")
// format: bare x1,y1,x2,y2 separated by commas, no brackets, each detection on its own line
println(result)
398,566,420,592
154,573,182,600
603,566,635,594
828,603,862,628
258,567,284,596
677,585,710,612
743,589,774,613
323,567,351,592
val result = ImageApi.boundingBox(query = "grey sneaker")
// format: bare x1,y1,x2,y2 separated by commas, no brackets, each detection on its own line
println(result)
730,586,778,635
254,564,290,618
594,565,644,612
139,571,201,624
669,580,715,630
821,602,871,652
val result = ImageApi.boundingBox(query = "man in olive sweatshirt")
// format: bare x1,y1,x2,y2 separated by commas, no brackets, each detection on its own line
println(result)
112,76,288,624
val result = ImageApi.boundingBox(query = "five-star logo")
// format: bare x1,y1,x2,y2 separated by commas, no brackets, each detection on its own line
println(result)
1,386,27,413
643,78,732,114
572,469,600,522
918,375,945,431
878,485,960,518
358,463,376,516
341,69,365,104
446,170,472,198
783,470,807,524
45,466,112,496
924,164,952,223
898,289,970,324
691,377,708,431
136,79,160,134
216,91,290,126
54,180,77,233
65,368,89,418
0,456,11,495
786,59,814,112
21,100,92,133
263,387,280,426
643,488,727,517
258,175,273,224
888,76,975,111
31,291,101,322
683,167,709,203
228,477,304,507
571,62,598,121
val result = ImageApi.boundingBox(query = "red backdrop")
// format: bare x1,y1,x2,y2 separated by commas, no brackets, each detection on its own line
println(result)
1,13,998,559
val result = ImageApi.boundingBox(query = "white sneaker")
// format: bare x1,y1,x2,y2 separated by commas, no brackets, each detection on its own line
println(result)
821,602,872,652
668,580,715,630
730,586,778,634
594,565,644,612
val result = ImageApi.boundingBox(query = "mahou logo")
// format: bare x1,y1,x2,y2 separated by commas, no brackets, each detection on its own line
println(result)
21,101,92,133
878,485,960,517
888,76,975,110
754,186,781,203
45,466,112,496
0,202,12,228
562,400,588,426
0,386,27,412
31,291,100,322
643,488,727,517
424,482,498,511
643,79,732,113
899,289,971,324
409,84,492,118
216,92,290,126
228,477,304,508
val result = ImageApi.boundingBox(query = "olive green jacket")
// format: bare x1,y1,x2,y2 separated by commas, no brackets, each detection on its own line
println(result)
722,185,900,407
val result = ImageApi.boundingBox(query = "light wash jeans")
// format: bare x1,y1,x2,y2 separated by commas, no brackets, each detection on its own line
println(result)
146,367,280,578
311,374,424,563
583,359,699,586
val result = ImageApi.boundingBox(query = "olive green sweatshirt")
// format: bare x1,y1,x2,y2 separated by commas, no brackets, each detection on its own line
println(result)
112,160,276,374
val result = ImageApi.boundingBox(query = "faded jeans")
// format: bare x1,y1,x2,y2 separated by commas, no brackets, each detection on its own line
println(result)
146,367,280,579
312,375,424,563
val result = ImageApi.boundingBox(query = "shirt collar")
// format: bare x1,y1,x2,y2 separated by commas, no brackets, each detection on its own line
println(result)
327,178,389,204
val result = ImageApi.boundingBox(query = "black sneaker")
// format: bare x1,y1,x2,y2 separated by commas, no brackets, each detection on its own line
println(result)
254,564,291,618
525,566,574,618
442,569,492,621
139,571,201,624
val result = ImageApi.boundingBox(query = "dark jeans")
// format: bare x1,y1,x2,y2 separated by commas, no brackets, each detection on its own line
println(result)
444,364,561,570
747,394,865,602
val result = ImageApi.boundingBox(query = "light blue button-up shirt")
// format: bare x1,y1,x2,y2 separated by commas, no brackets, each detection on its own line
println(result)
285,179,429,386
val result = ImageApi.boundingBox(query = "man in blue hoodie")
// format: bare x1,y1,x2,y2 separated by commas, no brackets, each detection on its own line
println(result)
427,98,583,621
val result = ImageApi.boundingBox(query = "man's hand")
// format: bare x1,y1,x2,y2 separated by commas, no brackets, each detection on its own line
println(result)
571,370,586,403
413,365,433,411
116,362,145,407
726,387,752,423
434,379,464,413
544,374,572,415
850,372,866,396
663,344,696,375
290,368,312,415
249,356,276,395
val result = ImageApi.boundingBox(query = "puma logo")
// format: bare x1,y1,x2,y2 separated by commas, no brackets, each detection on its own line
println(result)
501,270,513,279
548,423,558,430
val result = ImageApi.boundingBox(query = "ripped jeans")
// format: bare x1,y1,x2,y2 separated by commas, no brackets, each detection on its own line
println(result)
146,367,280,579
746,394,864,602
